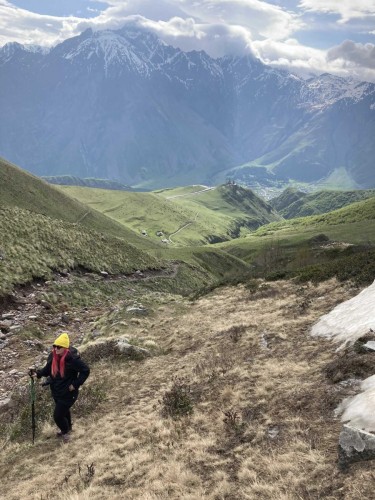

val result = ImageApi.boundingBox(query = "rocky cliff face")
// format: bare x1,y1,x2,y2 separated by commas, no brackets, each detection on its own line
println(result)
0,26,374,188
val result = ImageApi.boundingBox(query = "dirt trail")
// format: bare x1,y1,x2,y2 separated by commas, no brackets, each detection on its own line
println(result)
166,187,215,199
168,213,199,243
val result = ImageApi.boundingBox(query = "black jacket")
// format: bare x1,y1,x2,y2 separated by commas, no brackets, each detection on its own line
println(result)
37,347,90,400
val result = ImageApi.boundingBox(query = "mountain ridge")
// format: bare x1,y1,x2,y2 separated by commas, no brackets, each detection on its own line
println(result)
1,25,374,189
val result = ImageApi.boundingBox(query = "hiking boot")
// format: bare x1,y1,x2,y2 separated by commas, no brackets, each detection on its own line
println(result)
56,426,72,438
61,433,71,443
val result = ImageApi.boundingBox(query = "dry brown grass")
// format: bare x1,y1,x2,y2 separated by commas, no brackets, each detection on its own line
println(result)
0,278,372,499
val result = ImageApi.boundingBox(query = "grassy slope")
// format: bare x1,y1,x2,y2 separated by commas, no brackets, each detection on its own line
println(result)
2,279,372,499
0,158,253,296
61,184,281,246
269,187,306,213
59,186,203,244
255,195,375,235
219,195,375,283
0,157,157,250
224,194,375,256
0,205,161,295
270,187,375,219
159,184,282,231
0,157,165,295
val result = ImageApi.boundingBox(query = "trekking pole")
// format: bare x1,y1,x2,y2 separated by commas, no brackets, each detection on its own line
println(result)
29,373,36,444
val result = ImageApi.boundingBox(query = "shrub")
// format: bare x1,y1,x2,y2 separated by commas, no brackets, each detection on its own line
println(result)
223,408,245,435
224,325,246,343
265,270,288,281
160,378,194,418
308,234,330,245
295,248,375,285
244,279,259,293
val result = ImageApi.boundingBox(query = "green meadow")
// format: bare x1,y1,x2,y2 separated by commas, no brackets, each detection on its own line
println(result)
271,186,375,219
60,183,281,246
220,195,375,284
2,153,375,296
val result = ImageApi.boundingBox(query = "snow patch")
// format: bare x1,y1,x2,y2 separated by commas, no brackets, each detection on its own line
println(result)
311,280,375,345
63,31,152,77
336,382,375,432
300,74,374,111
312,280,375,432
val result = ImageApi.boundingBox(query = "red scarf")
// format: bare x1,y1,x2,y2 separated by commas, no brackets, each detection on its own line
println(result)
51,348,69,377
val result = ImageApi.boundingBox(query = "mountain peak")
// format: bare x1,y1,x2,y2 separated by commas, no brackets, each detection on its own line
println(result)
0,41,48,65
301,72,374,110
61,28,155,76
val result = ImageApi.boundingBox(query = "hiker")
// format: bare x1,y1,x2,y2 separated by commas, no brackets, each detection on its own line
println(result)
29,332,90,443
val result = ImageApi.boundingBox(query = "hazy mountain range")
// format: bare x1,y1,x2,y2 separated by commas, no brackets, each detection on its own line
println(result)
1,25,374,189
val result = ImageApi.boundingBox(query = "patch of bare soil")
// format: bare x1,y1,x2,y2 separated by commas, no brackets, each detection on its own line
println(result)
0,277,372,500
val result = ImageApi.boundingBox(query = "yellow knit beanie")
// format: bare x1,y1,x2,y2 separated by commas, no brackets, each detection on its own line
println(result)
53,332,70,348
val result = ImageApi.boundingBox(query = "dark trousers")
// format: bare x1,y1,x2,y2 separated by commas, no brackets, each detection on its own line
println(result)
53,399,75,434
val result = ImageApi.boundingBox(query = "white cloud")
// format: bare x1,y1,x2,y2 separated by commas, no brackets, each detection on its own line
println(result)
0,0,303,46
252,37,329,75
0,2,82,46
141,17,254,57
327,40,375,69
1,0,375,82
253,37,375,82
299,0,375,23
175,0,304,40
0,0,299,58
100,0,302,36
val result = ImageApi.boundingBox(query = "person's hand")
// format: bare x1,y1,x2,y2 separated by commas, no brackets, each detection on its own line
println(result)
68,384,75,391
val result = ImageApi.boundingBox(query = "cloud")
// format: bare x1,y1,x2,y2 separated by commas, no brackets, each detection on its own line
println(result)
299,0,375,23
0,0,300,58
141,17,254,57
175,0,303,40
327,40,375,69
0,2,83,46
252,37,328,75
99,0,302,37
1,0,375,82
73,0,303,48
253,37,375,82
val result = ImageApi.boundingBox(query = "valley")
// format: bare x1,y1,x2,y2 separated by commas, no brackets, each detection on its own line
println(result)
59,183,281,246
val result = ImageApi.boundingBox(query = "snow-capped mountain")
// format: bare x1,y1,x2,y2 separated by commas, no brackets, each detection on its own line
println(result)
0,26,374,188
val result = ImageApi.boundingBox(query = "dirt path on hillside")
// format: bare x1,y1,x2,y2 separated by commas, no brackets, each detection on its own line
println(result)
168,213,199,243
166,187,215,199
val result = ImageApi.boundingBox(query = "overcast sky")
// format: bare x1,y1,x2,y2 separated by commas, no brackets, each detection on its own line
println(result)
1,0,375,82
